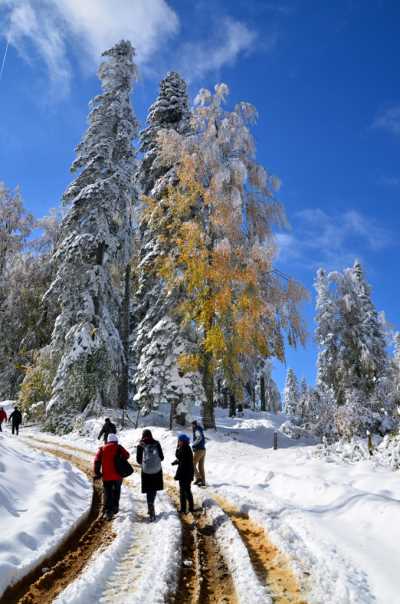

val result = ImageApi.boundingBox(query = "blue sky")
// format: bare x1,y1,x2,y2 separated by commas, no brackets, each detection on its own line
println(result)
0,0,399,391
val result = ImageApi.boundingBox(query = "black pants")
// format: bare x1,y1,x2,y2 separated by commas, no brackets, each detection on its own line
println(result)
103,480,122,514
179,480,194,513
146,490,157,507
0,422,2,432
12,423,20,435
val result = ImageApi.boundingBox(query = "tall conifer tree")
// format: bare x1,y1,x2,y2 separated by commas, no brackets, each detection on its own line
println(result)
283,368,299,416
132,72,204,420
45,41,138,431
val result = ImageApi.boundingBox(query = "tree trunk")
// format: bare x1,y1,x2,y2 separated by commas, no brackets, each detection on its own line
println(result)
169,399,175,430
119,264,131,415
229,392,236,417
260,375,266,412
201,352,215,428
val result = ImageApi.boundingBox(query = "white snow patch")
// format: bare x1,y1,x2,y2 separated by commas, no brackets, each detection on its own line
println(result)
0,433,91,597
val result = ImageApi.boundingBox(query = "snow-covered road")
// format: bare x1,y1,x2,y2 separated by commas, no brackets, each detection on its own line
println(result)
1,408,399,603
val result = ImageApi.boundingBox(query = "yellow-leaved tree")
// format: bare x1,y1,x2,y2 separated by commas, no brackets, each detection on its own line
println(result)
143,84,307,428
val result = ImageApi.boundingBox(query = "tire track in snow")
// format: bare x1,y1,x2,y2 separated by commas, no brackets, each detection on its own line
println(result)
22,438,181,604
22,435,302,603
0,444,114,604
37,438,236,604
24,436,94,458
209,483,374,604
166,481,238,604
212,495,309,604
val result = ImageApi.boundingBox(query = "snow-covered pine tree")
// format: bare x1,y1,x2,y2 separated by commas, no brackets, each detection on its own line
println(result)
45,41,138,432
297,377,308,419
333,260,388,404
283,368,299,416
315,268,340,400
392,333,400,408
368,331,400,431
132,72,204,422
301,386,319,426
255,359,281,412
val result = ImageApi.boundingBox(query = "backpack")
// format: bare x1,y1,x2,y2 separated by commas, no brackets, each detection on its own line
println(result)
114,445,134,478
142,443,162,475
192,426,205,450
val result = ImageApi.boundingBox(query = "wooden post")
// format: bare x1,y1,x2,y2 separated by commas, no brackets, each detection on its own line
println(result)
273,430,278,450
367,431,373,456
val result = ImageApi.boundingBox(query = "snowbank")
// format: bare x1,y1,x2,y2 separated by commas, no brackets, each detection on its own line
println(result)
0,434,92,597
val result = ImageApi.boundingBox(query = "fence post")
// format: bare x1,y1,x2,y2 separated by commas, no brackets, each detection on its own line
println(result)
367,431,373,456
273,430,278,450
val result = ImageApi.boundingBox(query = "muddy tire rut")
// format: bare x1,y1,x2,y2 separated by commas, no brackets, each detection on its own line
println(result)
214,496,309,604
0,443,114,604
166,483,237,604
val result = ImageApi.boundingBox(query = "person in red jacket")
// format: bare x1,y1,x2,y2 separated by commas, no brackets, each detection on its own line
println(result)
94,433,130,520
0,406,7,432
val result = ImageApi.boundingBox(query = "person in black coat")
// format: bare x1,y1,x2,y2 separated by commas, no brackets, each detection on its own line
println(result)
172,433,195,514
97,418,117,443
9,407,22,435
136,429,164,521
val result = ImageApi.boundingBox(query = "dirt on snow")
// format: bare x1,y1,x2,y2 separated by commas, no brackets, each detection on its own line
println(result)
215,495,310,604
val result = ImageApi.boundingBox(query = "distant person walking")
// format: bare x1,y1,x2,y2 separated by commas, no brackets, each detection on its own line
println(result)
191,420,206,486
136,429,164,521
97,418,117,444
94,433,130,520
9,406,22,435
0,406,7,432
172,434,195,514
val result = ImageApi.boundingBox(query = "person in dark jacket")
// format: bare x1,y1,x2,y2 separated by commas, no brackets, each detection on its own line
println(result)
136,429,164,521
94,433,130,520
97,418,117,443
9,407,22,435
0,407,7,432
191,420,206,486
172,434,195,514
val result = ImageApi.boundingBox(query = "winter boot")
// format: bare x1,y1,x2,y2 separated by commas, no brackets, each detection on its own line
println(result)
148,503,156,522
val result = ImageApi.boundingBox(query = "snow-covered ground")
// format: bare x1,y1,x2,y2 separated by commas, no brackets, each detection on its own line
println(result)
1,407,399,603
0,431,92,598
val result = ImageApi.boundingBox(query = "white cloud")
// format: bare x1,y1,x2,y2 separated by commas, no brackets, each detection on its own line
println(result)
372,104,400,136
1,0,179,94
177,17,259,82
277,208,394,270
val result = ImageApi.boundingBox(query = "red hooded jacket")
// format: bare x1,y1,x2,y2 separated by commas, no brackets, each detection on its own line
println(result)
0,409,7,423
94,442,130,481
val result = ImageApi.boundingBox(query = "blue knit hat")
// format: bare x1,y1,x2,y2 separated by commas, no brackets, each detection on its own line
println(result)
178,433,190,443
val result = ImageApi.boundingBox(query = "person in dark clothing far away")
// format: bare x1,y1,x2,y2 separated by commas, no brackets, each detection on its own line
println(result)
97,418,117,443
9,407,22,435
172,434,196,514
0,407,7,432
136,429,164,521
94,433,130,520
191,420,206,486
